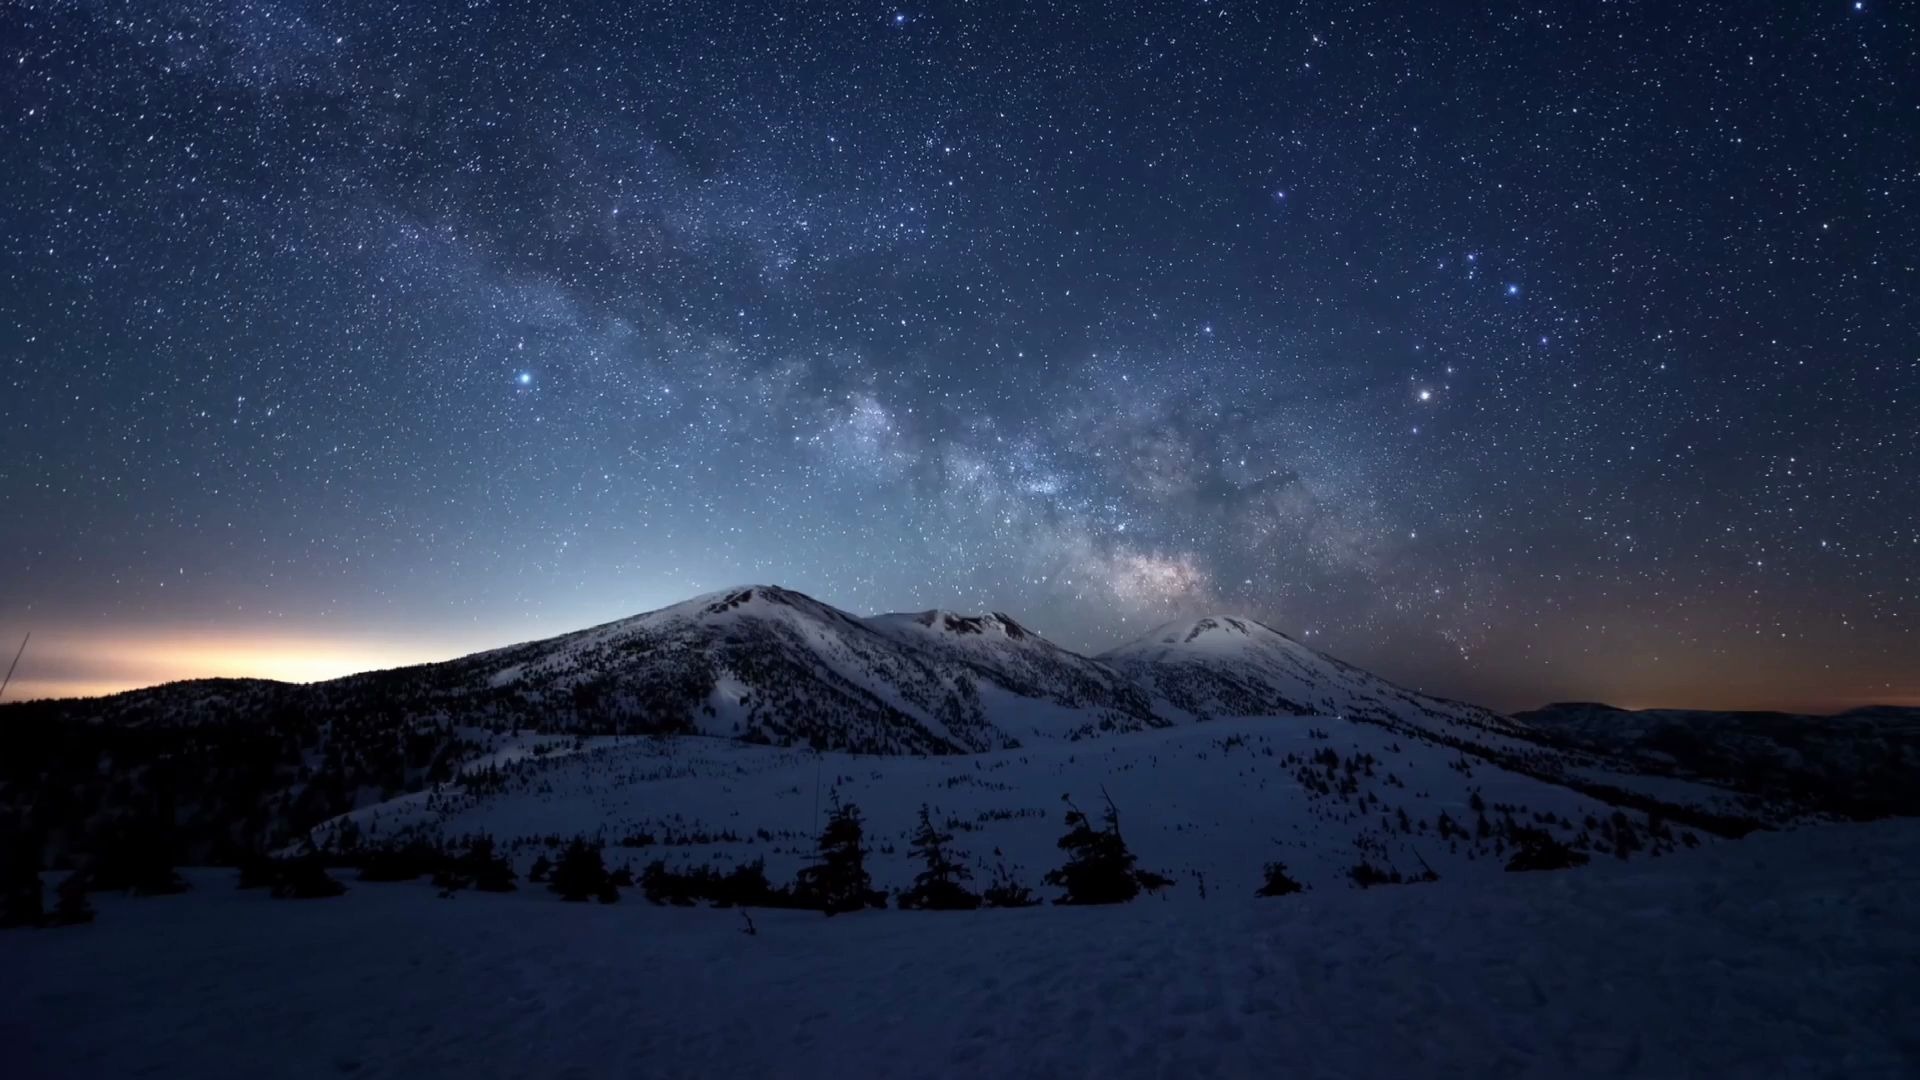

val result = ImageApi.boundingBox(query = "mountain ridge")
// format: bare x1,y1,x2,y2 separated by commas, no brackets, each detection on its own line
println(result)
4,584,1902,868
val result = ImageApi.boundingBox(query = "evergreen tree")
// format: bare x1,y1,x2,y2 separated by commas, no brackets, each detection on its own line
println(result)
720,859,791,908
639,859,700,906
269,855,347,899
528,854,553,883
897,805,981,911
1043,791,1170,905
46,872,95,926
1347,860,1402,888
235,851,279,889
88,819,189,896
1504,828,1590,873
549,838,615,902
358,841,441,882
793,800,885,915
1255,861,1304,897
640,857,792,908
981,864,1040,908
1,835,43,929
429,860,471,894
462,836,518,893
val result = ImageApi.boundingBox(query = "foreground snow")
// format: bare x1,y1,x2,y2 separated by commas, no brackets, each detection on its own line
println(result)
7,820,1918,1079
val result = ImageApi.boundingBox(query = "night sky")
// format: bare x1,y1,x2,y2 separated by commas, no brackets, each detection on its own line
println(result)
1,1,1914,710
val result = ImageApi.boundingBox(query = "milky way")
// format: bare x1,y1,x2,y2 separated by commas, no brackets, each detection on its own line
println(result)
1,1,1915,709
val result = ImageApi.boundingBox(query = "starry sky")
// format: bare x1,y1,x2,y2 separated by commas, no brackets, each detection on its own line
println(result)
1,1,1915,711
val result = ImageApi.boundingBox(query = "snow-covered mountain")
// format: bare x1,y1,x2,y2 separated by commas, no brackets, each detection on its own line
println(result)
449,585,1015,755
863,608,1166,741
0,585,1841,870
450,586,1180,752
1100,615,1521,740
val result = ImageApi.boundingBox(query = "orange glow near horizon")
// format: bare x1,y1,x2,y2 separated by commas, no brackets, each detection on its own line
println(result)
1,622,1913,716
0,629,492,704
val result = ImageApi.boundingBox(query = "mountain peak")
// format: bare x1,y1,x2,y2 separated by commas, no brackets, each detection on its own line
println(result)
877,609,1035,641
637,584,862,628
1099,614,1299,661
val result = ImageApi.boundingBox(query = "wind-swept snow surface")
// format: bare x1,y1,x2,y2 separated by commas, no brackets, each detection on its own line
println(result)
6,819,1917,1079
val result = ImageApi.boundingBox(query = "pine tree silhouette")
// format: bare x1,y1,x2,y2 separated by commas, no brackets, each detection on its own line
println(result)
1505,827,1590,872
897,805,980,910
359,841,442,882
270,855,347,899
235,851,279,889
462,836,518,892
550,838,615,902
1,835,43,929
88,819,189,896
793,799,885,915
1255,861,1304,897
1043,790,1170,905
981,863,1040,908
46,872,95,926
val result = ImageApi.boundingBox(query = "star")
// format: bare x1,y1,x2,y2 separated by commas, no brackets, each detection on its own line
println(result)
3,0,1903,715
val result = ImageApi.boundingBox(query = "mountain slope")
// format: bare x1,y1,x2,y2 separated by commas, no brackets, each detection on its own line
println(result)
1100,615,1519,739
0,586,1836,869
863,609,1166,741
315,712,1699,896
1516,702,1920,819
441,585,1001,755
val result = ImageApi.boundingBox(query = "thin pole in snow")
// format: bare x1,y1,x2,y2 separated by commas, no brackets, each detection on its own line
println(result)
0,632,27,703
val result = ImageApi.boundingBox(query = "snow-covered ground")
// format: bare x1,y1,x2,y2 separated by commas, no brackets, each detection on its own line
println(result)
306,716,1747,896
7,819,1917,1079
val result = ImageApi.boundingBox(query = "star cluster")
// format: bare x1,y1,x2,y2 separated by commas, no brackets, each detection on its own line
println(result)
1,1,1914,709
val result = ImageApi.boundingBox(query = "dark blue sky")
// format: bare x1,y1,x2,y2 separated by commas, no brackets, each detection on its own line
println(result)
1,1,1914,710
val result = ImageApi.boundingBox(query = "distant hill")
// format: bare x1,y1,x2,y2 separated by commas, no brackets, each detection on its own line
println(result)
1513,702,1920,819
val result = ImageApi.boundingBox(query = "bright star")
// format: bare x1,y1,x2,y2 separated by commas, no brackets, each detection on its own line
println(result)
516,372,532,386
1506,283,1521,296
1417,389,1433,402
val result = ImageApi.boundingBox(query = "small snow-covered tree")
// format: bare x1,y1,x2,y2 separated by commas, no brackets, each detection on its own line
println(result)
270,855,347,899
1,836,43,928
793,800,885,915
1044,791,1170,905
1255,861,1303,898
981,864,1041,908
550,838,616,903
1505,828,1590,873
88,819,189,896
463,836,518,893
897,805,979,911
47,872,95,926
